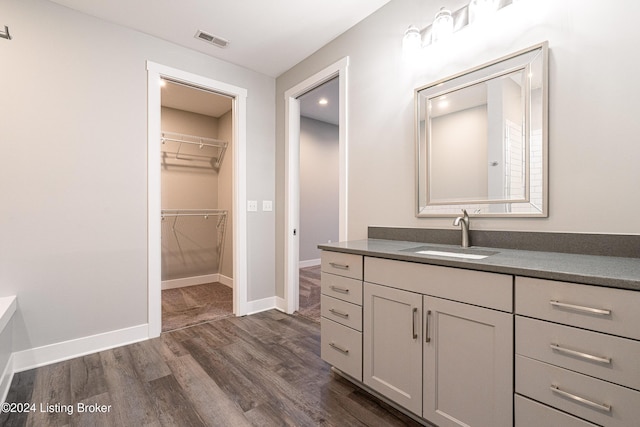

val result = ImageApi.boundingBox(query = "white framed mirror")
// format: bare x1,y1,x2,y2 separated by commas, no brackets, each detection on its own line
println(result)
416,42,548,217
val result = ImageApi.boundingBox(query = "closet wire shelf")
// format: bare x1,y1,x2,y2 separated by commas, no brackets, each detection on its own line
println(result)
161,209,227,226
161,131,228,168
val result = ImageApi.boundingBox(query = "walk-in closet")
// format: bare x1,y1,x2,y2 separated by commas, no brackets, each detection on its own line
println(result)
160,80,234,332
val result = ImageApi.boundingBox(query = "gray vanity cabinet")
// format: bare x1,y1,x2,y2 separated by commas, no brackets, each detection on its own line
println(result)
363,256,513,425
515,277,640,427
363,282,423,415
322,251,515,425
320,251,364,381
423,295,513,427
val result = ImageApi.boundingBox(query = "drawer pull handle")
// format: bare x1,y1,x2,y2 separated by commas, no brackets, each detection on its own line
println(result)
550,344,612,365
329,342,349,355
412,307,418,340
329,285,350,294
329,262,349,270
425,310,432,343
329,308,349,319
550,385,611,412
549,300,611,316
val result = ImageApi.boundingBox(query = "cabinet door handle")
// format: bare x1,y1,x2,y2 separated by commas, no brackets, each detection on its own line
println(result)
412,307,418,340
549,300,611,316
550,344,612,364
329,285,350,294
329,262,349,270
425,310,432,343
550,385,611,412
329,342,349,355
329,308,349,319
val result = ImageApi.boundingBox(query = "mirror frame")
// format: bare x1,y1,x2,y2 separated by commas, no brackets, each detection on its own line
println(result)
415,42,548,217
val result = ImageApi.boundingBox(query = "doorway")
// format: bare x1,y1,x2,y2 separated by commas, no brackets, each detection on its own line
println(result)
283,57,349,314
296,77,340,321
147,62,248,338
159,81,234,331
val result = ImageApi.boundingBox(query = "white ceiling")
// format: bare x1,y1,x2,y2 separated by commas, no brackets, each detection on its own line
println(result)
47,0,390,77
163,75,337,123
162,80,232,118
299,77,339,125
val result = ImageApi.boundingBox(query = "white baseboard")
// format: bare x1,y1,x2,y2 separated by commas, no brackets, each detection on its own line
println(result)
245,297,278,315
162,273,225,290
218,274,233,288
11,324,149,374
275,297,287,312
1,353,14,404
299,258,321,269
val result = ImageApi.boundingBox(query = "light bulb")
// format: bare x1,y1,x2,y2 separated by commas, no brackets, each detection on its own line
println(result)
402,25,422,57
432,7,454,43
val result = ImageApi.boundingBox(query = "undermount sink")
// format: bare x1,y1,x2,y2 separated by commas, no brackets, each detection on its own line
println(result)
401,245,499,260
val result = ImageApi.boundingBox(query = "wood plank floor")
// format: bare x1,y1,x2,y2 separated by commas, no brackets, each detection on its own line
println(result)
1,311,422,427
297,266,321,322
162,282,233,332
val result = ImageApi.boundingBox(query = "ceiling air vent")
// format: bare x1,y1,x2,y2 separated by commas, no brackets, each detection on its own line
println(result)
194,30,229,48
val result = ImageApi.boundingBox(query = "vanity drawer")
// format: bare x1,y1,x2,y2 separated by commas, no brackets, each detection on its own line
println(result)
321,272,363,305
516,355,640,427
516,316,640,390
516,277,640,340
515,395,598,427
365,257,512,312
321,251,363,280
321,295,362,331
321,317,362,381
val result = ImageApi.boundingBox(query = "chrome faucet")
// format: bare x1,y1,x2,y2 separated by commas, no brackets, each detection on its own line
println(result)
453,209,470,248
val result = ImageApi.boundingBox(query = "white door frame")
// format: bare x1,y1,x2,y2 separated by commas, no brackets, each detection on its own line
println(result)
283,57,349,314
146,61,248,337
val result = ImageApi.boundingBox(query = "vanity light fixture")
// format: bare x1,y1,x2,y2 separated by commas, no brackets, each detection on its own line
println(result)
431,7,454,43
403,0,516,51
402,25,422,56
468,0,500,24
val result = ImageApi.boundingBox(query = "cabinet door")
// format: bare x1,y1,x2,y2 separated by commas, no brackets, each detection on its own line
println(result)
423,296,513,427
363,282,423,415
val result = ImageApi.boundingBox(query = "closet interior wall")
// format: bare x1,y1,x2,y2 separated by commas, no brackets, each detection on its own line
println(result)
160,104,233,286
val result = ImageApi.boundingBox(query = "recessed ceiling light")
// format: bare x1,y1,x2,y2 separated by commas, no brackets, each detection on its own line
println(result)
318,98,328,105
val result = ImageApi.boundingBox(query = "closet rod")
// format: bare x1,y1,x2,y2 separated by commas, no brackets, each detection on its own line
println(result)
161,137,227,149
161,209,227,218
161,132,227,147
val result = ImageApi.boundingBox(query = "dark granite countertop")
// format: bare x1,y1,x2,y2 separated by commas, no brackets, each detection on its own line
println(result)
318,239,640,291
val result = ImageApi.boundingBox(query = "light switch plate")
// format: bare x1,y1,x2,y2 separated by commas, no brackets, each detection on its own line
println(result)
248,200,258,212
262,200,273,212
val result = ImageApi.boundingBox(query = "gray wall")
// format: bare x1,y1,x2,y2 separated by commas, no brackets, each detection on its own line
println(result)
275,0,640,297
299,117,339,263
431,105,488,201
0,0,275,352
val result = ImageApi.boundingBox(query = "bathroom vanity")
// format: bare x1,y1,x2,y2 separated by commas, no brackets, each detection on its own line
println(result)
319,238,640,427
